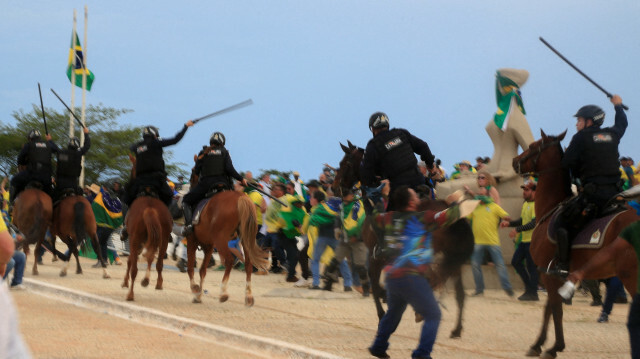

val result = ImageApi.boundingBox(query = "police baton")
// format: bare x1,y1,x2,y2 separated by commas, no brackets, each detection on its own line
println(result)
247,182,288,207
50,88,87,128
37,83,49,135
539,37,629,110
192,99,253,124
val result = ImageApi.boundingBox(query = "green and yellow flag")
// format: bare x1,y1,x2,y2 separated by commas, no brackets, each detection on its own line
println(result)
493,72,525,131
67,32,95,91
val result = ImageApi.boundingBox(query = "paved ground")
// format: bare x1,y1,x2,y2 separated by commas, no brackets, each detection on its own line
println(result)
8,250,633,359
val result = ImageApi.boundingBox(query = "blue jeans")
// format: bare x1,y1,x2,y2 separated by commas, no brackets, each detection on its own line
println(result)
628,293,640,359
471,244,512,293
511,242,538,294
3,251,26,286
311,236,352,287
603,276,625,315
370,275,441,358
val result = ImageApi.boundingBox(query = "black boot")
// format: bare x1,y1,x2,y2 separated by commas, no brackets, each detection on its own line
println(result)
322,258,339,291
121,227,128,242
182,204,194,236
553,228,570,278
362,282,371,297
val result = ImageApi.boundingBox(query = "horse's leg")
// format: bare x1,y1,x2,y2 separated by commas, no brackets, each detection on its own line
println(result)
193,245,214,303
187,235,202,303
244,252,254,307
122,247,132,289
218,246,234,303
541,280,566,359
527,275,555,357
32,239,42,275
59,237,71,277
450,273,465,339
141,254,152,288
127,251,139,301
368,256,386,320
154,235,169,290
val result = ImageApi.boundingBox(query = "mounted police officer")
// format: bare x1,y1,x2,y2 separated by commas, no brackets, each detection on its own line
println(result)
554,94,627,277
124,121,193,208
360,112,436,210
182,132,246,236
10,129,57,202
52,126,91,203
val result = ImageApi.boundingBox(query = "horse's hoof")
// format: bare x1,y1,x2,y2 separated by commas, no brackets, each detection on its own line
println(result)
141,278,150,287
60,271,67,277
121,282,128,288
155,284,163,290
220,294,229,303
192,297,202,303
449,330,461,339
245,296,254,307
32,270,39,276
126,295,134,301
526,347,541,357
540,352,557,359
103,273,111,279
191,285,201,293
76,269,83,275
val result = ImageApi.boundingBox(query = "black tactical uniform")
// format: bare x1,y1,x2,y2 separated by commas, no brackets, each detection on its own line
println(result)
10,130,56,200
360,112,435,211
53,134,91,202
554,102,627,276
125,124,190,207
182,132,244,235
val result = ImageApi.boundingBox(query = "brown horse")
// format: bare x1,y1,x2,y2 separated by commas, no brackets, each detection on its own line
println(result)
185,174,269,306
513,130,639,359
334,141,474,338
121,154,173,301
51,193,109,278
13,187,53,275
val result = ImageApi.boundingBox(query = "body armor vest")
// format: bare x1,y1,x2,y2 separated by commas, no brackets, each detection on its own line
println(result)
373,129,417,178
27,141,52,173
200,147,227,178
135,141,165,175
579,128,620,181
56,150,83,177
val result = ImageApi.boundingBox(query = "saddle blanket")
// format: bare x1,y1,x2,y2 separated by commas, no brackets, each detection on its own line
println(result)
547,210,625,249
192,198,211,226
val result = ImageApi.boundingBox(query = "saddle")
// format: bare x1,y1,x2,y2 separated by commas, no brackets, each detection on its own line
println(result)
192,185,229,226
135,186,160,200
53,188,80,207
547,206,627,249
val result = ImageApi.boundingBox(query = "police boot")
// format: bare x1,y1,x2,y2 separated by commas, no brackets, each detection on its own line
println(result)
182,204,194,237
322,258,339,291
552,228,570,278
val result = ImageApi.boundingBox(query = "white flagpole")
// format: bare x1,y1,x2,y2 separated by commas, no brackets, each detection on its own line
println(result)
69,9,77,138
79,5,88,187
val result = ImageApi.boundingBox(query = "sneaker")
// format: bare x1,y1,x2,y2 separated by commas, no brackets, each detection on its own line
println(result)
471,291,483,297
368,347,390,359
269,266,283,274
114,258,123,266
177,259,187,273
91,261,101,268
286,276,299,283
597,312,609,323
214,265,226,271
505,289,515,297
518,292,539,301
294,278,310,288
10,284,26,291
590,299,603,307
309,285,321,290
344,286,353,292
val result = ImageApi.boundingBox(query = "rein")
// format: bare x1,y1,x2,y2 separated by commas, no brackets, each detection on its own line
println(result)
514,138,562,175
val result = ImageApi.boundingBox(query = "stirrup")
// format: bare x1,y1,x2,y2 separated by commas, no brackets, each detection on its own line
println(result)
182,224,193,237
372,244,383,260
545,259,569,279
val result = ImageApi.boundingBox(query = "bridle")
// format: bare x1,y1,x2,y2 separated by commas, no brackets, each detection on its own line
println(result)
514,138,563,177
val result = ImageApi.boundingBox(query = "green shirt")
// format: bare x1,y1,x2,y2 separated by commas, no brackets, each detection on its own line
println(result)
620,220,640,294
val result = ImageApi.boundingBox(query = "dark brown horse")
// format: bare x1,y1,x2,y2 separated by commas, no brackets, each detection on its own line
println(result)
13,187,53,275
121,154,173,301
51,193,109,278
334,141,474,338
186,171,269,306
513,130,639,359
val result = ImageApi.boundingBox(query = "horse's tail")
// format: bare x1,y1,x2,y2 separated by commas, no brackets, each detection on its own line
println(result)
237,195,269,270
143,207,162,263
26,198,46,244
73,201,87,245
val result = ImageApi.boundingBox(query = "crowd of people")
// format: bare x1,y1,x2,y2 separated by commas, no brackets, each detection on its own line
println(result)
3,95,640,359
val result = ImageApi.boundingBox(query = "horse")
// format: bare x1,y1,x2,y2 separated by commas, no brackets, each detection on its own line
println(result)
121,155,173,301
12,186,53,275
512,130,639,359
334,141,475,338
51,192,109,278
185,171,269,306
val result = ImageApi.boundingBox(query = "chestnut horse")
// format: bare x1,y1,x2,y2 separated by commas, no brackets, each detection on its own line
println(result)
513,130,639,359
121,155,173,301
334,141,474,338
51,193,109,278
13,187,53,275
185,172,269,306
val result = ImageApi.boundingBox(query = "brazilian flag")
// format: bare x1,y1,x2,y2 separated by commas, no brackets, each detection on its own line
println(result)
493,71,525,131
67,32,95,91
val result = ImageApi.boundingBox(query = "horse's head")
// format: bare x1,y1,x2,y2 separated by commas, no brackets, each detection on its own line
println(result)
513,129,566,176
333,141,364,196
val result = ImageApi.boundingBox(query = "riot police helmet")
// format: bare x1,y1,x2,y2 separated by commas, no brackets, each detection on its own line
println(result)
369,112,390,131
68,137,81,150
28,129,41,141
210,132,226,146
574,105,605,126
142,126,159,139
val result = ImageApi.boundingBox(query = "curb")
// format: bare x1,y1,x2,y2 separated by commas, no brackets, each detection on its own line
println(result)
23,278,344,359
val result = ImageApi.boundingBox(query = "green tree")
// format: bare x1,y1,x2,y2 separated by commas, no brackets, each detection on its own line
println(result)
0,104,188,185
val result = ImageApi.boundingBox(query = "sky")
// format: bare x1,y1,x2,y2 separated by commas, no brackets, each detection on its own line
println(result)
2,1,640,182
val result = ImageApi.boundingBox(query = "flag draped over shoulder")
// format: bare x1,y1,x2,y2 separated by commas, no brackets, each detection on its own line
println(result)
493,72,525,131
91,188,123,229
67,32,95,91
